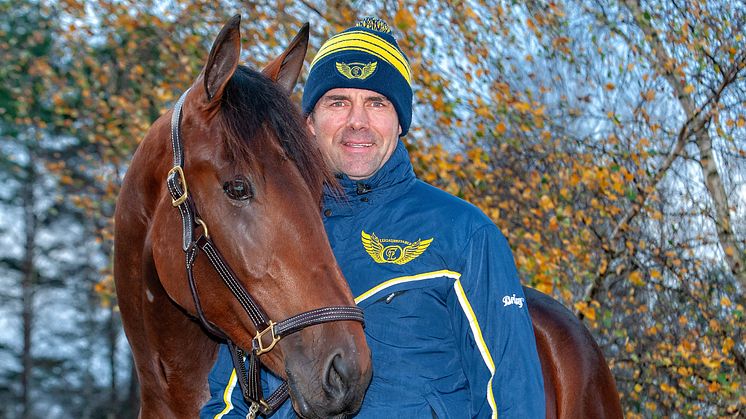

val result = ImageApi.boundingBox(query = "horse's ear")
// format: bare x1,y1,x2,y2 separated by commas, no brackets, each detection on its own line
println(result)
262,23,310,95
202,14,242,103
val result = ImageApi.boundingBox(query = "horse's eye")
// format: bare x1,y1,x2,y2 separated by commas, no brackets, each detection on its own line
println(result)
223,176,253,201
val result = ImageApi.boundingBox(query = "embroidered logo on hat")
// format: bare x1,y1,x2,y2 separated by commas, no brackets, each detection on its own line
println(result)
336,61,378,80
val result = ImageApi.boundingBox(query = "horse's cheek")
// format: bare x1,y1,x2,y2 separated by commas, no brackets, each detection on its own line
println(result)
148,203,189,303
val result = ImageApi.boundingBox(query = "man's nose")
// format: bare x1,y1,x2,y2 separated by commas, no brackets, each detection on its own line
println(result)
346,103,369,130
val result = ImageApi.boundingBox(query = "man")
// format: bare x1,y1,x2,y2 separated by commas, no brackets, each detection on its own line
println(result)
201,17,545,418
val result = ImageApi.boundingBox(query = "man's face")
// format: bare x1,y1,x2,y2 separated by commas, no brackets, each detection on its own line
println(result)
307,88,401,180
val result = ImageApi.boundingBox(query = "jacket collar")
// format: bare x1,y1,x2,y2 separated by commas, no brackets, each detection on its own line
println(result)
323,140,416,212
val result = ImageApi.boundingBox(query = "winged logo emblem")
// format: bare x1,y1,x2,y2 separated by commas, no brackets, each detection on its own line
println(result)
361,230,433,265
336,61,378,80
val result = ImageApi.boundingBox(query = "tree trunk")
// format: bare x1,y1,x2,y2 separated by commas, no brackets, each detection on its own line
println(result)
696,130,746,287
621,0,746,289
108,304,118,419
20,152,38,419
123,356,140,418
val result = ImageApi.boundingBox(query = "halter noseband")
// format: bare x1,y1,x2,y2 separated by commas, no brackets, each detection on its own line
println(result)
165,88,365,418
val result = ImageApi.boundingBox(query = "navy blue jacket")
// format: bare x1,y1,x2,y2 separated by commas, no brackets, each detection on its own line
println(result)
201,141,545,418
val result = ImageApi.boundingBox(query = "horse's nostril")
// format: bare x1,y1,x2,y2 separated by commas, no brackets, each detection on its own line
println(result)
324,353,350,402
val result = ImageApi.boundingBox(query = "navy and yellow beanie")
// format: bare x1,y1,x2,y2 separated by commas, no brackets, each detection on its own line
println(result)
302,17,413,136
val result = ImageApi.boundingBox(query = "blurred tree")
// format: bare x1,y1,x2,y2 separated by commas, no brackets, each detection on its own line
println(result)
0,1,130,417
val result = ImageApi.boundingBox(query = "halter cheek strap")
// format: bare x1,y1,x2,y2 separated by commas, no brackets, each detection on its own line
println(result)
166,88,365,417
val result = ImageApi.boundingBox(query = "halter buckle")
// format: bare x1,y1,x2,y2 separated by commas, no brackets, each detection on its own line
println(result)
253,321,280,355
168,166,188,206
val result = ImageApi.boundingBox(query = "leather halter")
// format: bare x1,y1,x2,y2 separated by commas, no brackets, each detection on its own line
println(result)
165,88,365,418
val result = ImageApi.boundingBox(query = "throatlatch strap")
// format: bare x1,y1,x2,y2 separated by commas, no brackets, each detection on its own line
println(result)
185,243,227,340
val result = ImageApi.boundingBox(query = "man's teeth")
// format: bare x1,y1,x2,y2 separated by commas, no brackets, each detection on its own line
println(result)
346,143,372,148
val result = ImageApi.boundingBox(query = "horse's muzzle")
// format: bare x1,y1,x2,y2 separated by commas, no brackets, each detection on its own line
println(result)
287,340,372,419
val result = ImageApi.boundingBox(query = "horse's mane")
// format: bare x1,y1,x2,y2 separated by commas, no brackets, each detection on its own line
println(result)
218,65,334,201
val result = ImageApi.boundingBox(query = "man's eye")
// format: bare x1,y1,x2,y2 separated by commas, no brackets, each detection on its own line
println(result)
223,175,253,201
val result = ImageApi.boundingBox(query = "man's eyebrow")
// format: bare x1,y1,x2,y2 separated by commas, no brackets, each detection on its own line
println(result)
365,95,390,102
320,94,391,102
321,94,350,101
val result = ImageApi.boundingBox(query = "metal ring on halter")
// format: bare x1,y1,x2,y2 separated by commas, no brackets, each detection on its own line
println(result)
195,217,209,239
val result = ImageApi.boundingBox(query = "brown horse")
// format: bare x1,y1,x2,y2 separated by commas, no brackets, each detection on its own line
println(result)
113,16,371,418
526,287,624,418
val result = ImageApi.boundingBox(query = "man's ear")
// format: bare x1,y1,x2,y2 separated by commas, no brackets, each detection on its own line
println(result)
306,114,316,137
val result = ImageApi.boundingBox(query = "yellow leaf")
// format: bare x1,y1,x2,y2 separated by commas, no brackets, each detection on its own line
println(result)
723,337,735,354
702,356,721,369
536,282,553,294
573,301,596,321
724,246,736,257
548,216,559,231
513,101,531,113
526,18,536,31
683,84,695,94
394,5,416,30
539,195,555,211
605,82,615,90
598,258,608,275
475,106,491,118
495,121,506,134
629,271,644,286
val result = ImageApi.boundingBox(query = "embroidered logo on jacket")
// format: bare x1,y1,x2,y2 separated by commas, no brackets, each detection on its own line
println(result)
361,230,433,265
502,294,525,308
336,61,378,80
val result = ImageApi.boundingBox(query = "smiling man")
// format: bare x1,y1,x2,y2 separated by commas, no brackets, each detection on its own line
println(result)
309,89,400,180
201,17,545,418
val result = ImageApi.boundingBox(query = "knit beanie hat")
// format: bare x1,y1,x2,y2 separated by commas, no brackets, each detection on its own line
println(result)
302,17,413,136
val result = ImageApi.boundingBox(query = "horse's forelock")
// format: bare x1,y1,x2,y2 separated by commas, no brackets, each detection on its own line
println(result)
217,65,335,202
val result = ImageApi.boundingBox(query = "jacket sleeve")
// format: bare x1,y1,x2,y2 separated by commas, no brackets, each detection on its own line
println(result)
448,224,545,418
200,344,295,418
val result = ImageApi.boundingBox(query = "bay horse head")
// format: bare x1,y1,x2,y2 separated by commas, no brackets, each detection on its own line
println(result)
114,15,371,418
